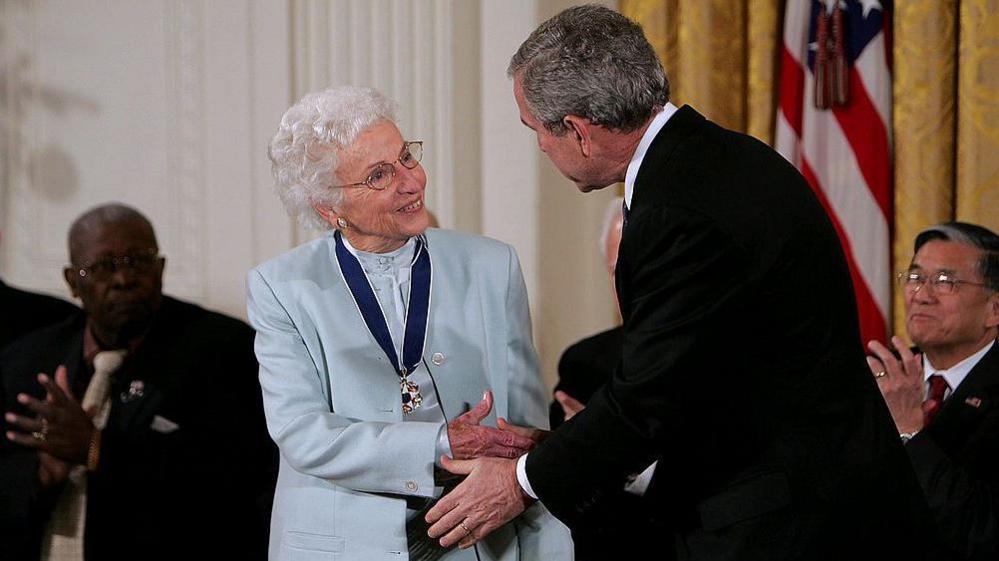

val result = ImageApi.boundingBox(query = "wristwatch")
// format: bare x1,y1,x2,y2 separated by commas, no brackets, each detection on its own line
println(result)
899,431,919,444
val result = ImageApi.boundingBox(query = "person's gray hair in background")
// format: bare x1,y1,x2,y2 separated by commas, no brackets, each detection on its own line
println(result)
507,3,669,136
267,86,398,230
914,222,999,292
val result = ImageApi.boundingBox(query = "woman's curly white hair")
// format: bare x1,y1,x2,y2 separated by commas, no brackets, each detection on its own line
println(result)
268,86,398,230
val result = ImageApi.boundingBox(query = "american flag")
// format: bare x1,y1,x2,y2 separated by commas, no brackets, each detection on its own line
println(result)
776,0,892,345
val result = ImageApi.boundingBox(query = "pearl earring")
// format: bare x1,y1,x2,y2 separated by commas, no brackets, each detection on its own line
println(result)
336,217,348,229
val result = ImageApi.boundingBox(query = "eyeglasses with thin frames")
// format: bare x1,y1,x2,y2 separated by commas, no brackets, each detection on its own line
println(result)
897,270,989,296
75,248,162,280
332,140,423,191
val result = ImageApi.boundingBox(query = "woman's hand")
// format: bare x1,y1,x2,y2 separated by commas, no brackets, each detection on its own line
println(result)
447,391,536,459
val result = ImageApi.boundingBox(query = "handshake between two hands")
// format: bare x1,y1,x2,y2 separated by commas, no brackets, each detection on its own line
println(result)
428,389,585,550
445,389,542,460
445,389,585,461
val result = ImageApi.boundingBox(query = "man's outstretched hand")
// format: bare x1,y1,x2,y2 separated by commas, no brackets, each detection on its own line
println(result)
426,455,533,549
496,416,549,446
554,390,585,421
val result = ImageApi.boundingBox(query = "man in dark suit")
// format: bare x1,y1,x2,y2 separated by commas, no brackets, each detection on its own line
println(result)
868,222,999,560
427,5,934,560
0,204,276,561
550,198,660,561
0,278,77,351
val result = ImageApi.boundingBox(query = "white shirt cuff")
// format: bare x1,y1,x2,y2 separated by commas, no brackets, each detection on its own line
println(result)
516,454,538,499
434,423,452,468
624,460,658,496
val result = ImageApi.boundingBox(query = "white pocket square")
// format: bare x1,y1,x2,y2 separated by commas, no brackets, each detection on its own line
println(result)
150,415,180,434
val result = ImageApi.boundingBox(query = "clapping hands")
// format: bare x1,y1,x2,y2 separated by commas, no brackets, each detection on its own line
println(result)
5,366,95,485
867,336,925,434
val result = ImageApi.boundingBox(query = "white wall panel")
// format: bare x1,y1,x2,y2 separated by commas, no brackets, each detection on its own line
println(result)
0,0,616,388
291,0,458,245
479,0,540,310
0,0,293,318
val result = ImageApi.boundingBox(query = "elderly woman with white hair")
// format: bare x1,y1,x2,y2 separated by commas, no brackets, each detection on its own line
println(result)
246,86,571,561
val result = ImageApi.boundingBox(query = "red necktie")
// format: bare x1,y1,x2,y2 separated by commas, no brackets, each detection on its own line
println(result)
922,374,949,427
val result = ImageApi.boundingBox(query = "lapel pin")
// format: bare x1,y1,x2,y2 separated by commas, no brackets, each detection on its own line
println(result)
964,396,983,409
120,380,145,403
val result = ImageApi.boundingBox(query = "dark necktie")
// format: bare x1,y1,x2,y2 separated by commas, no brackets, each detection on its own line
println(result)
622,200,631,228
922,374,949,427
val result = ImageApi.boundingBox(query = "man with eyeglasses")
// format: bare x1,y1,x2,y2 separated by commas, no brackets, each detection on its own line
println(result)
0,203,276,561
868,222,999,559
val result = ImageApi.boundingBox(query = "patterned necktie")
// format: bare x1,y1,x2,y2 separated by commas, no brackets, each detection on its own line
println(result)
41,349,127,561
922,374,949,427
82,351,126,430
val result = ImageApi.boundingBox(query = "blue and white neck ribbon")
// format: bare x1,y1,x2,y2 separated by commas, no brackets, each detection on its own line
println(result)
334,230,432,414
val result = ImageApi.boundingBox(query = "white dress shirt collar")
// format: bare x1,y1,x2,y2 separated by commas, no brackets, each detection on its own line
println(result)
340,235,417,276
624,102,679,210
923,339,995,396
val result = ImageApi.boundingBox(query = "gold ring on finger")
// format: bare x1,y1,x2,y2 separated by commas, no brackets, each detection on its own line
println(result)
459,520,472,535
874,371,887,378
36,417,50,440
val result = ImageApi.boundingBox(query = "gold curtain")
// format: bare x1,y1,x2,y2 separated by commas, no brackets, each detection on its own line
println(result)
623,0,999,337
893,0,999,336
619,0,781,143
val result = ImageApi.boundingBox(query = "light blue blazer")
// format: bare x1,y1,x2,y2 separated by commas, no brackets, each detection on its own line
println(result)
246,229,572,561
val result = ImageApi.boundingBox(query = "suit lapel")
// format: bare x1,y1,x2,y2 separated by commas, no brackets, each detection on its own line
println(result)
318,235,415,418
932,342,999,425
617,105,707,321
628,105,706,216
61,320,88,399
927,341,999,450
112,299,182,432
420,232,498,419
317,232,494,420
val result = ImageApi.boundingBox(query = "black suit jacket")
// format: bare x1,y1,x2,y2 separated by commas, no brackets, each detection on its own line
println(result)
525,106,935,560
907,341,999,560
0,279,77,351
550,326,623,429
0,296,277,561
551,325,663,561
